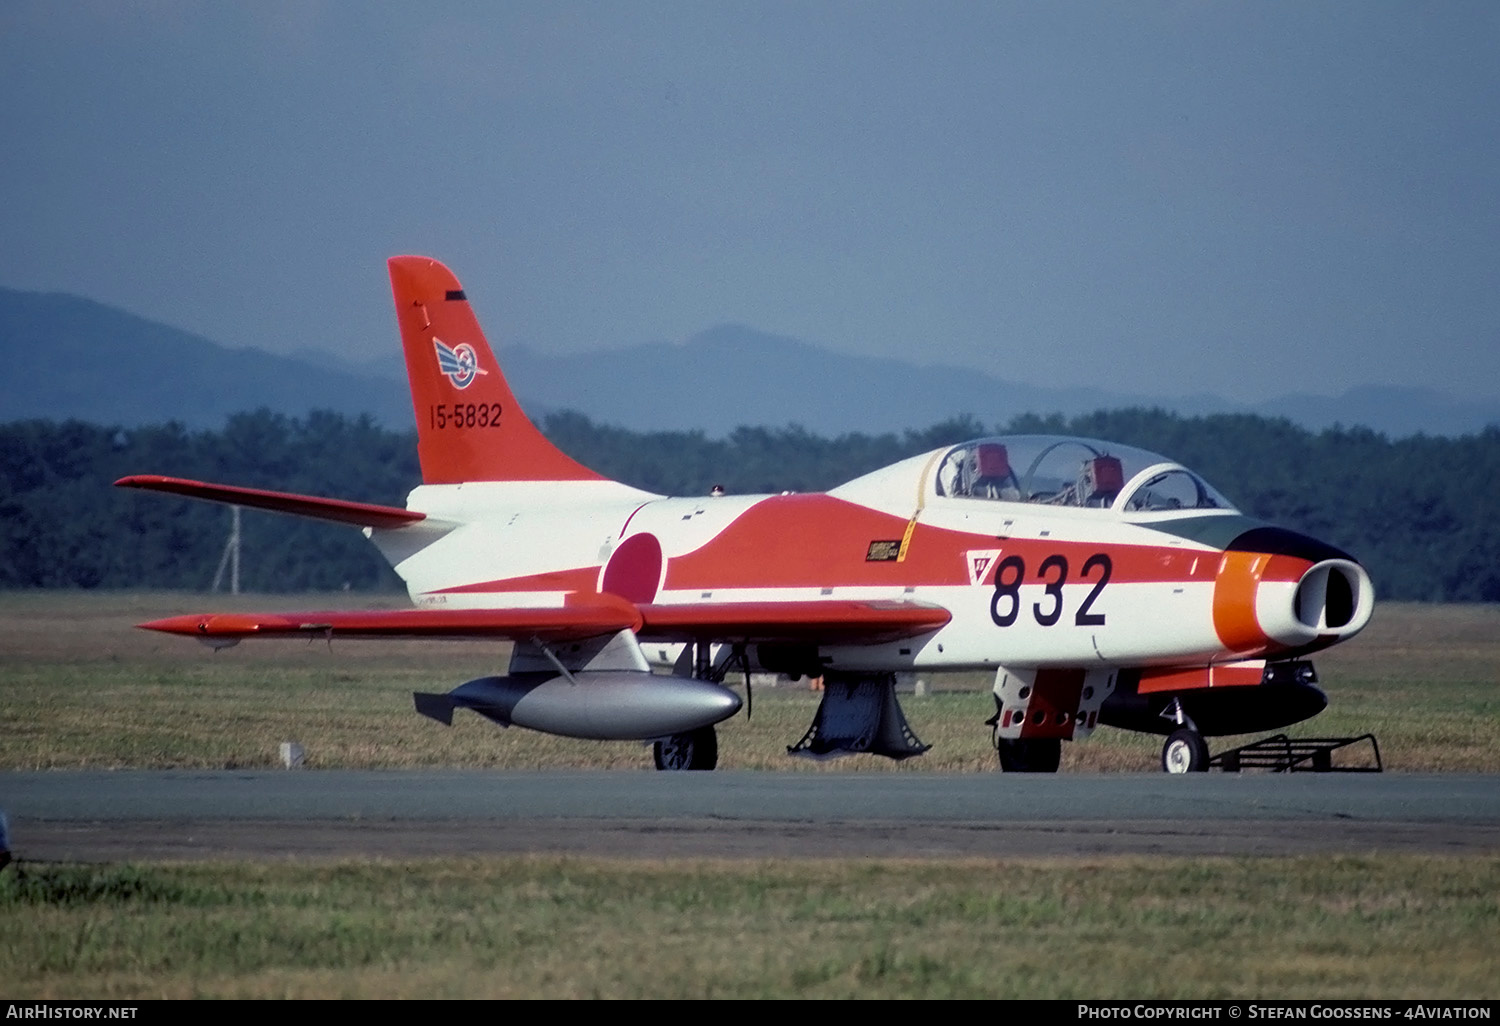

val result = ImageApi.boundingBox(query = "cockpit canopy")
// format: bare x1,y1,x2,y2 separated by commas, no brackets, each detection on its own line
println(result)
932,435,1235,513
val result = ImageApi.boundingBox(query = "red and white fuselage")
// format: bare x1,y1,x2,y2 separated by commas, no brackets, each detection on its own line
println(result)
380,451,1372,675
121,255,1374,769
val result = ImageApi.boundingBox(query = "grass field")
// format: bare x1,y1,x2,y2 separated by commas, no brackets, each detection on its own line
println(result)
2,592,1498,998
3,855,1498,998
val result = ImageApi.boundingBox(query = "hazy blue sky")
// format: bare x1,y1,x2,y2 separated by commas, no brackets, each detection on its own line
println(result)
3,1,1497,404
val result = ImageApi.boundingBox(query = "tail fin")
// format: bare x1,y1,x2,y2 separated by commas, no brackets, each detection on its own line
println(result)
388,256,604,484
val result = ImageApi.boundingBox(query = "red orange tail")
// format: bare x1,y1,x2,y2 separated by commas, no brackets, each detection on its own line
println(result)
387,256,604,484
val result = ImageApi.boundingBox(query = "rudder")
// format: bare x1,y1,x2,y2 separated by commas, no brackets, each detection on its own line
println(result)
388,256,603,484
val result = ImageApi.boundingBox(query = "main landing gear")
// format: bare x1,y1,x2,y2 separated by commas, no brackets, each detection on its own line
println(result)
653,639,731,771
653,726,719,771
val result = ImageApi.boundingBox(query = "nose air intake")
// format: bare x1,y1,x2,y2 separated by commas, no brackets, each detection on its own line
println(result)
1257,556,1374,647
1214,527,1375,656
1294,560,1361,631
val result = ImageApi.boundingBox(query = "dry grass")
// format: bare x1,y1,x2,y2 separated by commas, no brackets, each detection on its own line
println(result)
3,855,1497,999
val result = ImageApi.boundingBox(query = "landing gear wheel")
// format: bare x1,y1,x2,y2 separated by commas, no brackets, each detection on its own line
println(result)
1161,728,1209,773
996,737,1061,773
653,726,718,771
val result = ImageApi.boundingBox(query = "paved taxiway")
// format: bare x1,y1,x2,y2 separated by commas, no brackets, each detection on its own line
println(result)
4,771,1499,861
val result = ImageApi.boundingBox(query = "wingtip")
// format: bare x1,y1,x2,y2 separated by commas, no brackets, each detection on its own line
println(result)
139,613,251,650
139,613,266,634
138,614,210,635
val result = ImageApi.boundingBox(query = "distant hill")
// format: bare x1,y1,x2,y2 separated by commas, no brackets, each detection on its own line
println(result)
3,286,1497,437
494,325,1153,435
0,288,410,428
1253,385,1500,440
342,323,1500,438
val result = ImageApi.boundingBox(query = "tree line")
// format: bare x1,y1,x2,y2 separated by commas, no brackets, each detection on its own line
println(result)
1,409,1496,600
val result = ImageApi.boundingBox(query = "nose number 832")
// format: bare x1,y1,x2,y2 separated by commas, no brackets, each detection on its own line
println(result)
989,553,1112,628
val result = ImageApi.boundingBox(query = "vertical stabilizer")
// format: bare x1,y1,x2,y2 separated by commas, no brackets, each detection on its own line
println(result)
387,256,604,484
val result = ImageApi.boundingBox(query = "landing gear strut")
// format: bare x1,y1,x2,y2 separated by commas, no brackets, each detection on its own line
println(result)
652,640,730,771
654,726,718,771
1161,728,1209,773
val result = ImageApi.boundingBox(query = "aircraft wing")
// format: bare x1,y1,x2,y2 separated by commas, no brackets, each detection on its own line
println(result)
140,595,949,647
637,600,951,644
140,592,644,644
115,474,435,530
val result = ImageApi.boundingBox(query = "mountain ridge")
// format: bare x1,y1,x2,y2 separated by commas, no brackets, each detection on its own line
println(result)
2,286,1495,438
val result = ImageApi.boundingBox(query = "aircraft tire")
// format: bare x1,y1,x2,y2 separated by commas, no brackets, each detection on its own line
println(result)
996,737,1061,773
1161,728,1209,773
653,726,718,771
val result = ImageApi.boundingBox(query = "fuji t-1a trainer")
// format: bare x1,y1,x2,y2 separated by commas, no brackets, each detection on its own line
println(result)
119,256,1375,773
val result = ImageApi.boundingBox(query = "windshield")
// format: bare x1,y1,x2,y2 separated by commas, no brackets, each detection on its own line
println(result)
931,435,1235,513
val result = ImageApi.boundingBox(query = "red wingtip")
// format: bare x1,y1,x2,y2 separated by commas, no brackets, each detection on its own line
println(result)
139,614,263,636
139,615,211,636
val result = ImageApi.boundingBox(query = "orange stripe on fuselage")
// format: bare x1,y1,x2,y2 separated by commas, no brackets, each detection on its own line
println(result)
1212,551,1309,655
662,495,1220,591
1212,551,1265,652
427,498,1242,598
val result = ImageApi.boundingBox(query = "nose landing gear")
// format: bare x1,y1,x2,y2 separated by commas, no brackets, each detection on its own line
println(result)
1159,696,1208,773
1161,727,1209,773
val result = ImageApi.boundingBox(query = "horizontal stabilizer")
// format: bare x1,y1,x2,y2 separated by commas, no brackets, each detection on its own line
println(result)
637,600,950,644
139,592,644,643
115,474,432,530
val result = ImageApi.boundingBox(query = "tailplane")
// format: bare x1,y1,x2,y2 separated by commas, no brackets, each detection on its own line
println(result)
388,256,604,484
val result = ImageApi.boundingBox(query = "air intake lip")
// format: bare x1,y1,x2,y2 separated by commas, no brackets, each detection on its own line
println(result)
1293,560,1369,633
1259,558,1375,646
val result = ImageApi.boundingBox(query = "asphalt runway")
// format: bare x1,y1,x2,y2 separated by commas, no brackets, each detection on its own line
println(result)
4,770,1500,861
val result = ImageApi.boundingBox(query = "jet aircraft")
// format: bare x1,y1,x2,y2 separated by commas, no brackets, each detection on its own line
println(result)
119,256,1375,773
